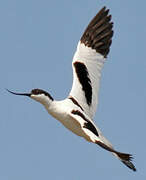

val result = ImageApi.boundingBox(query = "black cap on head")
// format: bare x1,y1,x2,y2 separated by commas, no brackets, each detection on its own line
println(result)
31,89,54,101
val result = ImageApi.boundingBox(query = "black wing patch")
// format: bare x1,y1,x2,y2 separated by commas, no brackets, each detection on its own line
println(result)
73,62,92,106
68,96,84,111
71,110,99,137
81,6,113,58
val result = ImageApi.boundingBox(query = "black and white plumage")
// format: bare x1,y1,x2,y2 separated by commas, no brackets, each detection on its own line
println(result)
7,7,136,171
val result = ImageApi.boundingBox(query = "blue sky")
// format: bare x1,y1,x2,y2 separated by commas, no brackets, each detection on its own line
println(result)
0,0,146,179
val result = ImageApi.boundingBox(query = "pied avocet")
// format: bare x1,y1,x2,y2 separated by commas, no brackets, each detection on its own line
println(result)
7,7,136,171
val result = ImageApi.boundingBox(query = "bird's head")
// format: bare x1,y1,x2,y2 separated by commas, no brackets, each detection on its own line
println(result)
7,88,54,106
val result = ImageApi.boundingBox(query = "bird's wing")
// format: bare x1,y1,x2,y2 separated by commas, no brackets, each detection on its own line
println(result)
69,7,113,119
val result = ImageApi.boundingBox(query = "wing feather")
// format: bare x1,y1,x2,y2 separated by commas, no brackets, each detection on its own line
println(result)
69,7,113,119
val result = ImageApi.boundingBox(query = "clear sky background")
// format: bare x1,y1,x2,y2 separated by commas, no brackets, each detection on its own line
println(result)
0,0,145,179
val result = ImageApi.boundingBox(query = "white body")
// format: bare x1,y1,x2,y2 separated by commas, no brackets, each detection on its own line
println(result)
39,97,99,142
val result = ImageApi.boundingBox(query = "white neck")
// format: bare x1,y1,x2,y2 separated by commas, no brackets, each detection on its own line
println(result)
31,94,54,109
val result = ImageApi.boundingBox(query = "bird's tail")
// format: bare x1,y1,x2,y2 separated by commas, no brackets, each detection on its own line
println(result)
95,134,136,171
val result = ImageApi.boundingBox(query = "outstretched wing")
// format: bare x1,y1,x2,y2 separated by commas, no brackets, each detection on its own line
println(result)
69,7,113,119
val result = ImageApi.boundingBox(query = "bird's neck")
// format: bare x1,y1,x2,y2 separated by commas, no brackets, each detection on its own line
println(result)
41,97,54,109
43,100,63,120
31,94,54,109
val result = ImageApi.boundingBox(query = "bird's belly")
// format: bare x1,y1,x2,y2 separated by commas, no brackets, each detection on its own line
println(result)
61,118,84,137
52,112,85,137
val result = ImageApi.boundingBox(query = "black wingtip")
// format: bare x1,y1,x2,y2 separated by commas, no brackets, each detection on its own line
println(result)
122,159,137,172
80,6,113,57
95,141,136,172
116,152,137,172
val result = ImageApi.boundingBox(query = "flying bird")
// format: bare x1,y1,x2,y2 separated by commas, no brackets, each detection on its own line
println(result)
7,7,136,171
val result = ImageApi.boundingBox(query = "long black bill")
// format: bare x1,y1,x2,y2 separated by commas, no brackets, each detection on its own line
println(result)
6,89,31,97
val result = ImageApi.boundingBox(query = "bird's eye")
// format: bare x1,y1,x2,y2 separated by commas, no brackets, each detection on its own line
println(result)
31,89,43,95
